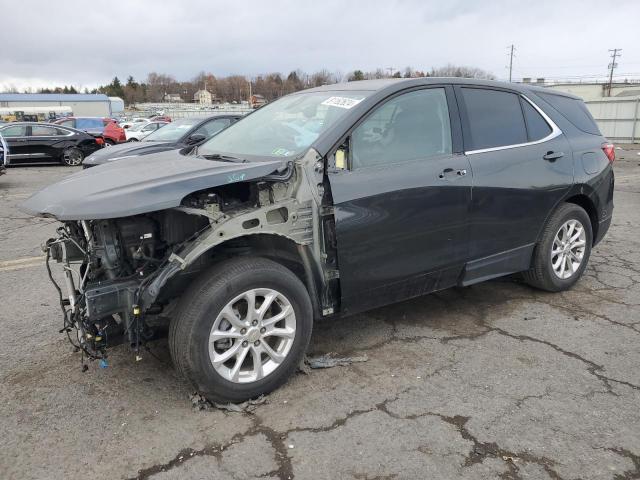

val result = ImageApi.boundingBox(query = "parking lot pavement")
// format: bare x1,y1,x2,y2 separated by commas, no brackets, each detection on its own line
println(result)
1,151,639,480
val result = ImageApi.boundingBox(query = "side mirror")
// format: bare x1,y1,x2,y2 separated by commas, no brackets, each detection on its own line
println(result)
187,133,206,145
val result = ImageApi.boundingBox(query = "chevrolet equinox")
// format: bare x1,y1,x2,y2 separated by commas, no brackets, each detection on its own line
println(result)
22,78,614,402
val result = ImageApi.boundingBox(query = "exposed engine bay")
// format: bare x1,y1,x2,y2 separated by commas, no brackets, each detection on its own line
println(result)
44,156,338,364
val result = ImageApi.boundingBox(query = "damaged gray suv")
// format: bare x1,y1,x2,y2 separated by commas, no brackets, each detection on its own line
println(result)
22,78,615,402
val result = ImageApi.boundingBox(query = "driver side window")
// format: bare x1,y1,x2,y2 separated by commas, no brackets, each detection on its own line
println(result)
351,88,452,169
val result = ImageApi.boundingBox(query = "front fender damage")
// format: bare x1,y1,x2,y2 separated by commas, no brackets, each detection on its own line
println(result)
140,148,330,313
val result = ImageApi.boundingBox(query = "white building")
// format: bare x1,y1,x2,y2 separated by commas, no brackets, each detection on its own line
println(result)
193,89,212,105
544,81,640,101
164,93,183,103
0,93,120,120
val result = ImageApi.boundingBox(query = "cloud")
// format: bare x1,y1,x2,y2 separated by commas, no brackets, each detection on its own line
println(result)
2,0,639,90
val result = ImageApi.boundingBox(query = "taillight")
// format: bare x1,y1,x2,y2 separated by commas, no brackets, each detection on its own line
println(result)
602,142,615,163
95,137,105,146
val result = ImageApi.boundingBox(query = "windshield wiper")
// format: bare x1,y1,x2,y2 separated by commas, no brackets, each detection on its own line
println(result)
200,153,247,163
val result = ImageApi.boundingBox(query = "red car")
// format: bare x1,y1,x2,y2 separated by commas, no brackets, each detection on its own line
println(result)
149,115,172,123
54,117,126,145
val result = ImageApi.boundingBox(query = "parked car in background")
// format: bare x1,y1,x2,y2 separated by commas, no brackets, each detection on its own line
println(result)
83,115,241,167
0,122,103,166
119,118,149,129
0,132,7,175
125,121,169,142
54,117,126,145
149,115,172,123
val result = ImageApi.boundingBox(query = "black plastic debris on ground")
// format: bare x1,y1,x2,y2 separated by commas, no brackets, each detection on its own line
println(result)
189,392,268,413
300,353,369,373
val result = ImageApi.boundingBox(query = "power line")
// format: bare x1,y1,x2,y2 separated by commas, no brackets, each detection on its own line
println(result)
607,48,622,96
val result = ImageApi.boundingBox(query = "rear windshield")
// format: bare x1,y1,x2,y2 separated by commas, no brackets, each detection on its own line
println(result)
537,93,601,136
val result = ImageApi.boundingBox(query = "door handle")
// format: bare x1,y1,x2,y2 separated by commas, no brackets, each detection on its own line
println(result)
438,168,454,179
439,168,467,180
543,151,564,161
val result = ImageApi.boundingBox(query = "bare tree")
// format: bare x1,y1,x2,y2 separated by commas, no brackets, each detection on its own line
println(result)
429,64,495,80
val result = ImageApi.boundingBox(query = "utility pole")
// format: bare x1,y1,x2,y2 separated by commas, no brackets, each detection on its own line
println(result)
386,67,395,77
507,44,515,82
607,48,622,97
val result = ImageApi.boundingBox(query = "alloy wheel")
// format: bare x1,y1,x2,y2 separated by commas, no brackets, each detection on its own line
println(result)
208,288,296,383
63,149,83,166
551,219,587,279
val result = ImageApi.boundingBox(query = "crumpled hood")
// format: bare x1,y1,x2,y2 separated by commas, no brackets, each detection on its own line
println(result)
20,150,285,220
83,141,174,166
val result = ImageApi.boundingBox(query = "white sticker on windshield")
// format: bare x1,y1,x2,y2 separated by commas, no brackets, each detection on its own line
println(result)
321,96,364,109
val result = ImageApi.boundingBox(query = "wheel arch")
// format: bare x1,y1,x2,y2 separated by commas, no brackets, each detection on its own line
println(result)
564,193,598,244
534,185,600,247
152,233,325,319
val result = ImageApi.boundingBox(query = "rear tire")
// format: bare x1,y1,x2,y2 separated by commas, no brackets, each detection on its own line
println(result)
61,147,84,166
169,257,313,403
523,203,592,292
104,139,116,146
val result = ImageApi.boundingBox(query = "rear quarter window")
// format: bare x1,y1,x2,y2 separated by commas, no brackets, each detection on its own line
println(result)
521,99,552,141
537,92,601,136
461,88,527,150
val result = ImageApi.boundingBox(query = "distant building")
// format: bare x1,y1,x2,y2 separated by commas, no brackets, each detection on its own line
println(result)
251,94,267,108
544,81,640,101
0,93,119,120
193,89,212,105
163,93,183,103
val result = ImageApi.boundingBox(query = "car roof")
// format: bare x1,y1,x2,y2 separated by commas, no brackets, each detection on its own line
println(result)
301,77,582,100
61,116,110,120
1,121,69,127
0,121,87,134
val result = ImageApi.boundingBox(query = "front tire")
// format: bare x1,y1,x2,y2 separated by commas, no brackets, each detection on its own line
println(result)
169,257,313,403
523,203,592,292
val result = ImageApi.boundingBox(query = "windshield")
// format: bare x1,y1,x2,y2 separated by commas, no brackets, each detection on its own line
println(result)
199,91,369,159
143,118,200,142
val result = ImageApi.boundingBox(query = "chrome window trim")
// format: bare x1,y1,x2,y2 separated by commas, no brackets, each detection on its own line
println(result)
465,94,562,155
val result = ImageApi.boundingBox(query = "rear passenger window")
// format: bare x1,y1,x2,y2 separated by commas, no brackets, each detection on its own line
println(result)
31,126,59,136
537,92,600,135
351,88,452,168
461,88,527,150
521,99,552,141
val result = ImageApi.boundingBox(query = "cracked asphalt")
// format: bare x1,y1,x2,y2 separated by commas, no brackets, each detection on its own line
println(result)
1,148,639,480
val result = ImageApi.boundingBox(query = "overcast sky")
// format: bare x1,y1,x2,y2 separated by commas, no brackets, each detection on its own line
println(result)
2,0,639,91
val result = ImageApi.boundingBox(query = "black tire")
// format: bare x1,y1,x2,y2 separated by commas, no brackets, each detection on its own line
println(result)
104,139,116,146
523,203,592,292
61,147,84,166
127,138,139,142
169,257,313,403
